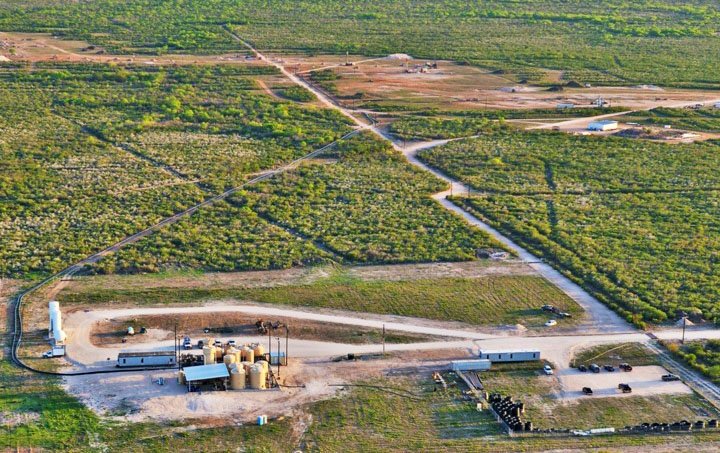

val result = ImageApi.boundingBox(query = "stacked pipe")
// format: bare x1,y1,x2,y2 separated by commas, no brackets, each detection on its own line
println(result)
488,394,531,432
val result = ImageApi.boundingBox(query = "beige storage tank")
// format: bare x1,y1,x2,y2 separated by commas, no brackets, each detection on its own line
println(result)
223,353,236,368
253,344,264,359
178,370,186,385
215,346,224,361
241,361,253,375
244,347,254,363
257,359,269,375
230,367,246,390
241,346,251,361
203,346,215,365
228,362,239,372
249,364,266,389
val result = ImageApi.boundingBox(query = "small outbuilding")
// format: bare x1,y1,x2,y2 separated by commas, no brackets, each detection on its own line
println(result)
478,349,540,362
587,120,618,131
183,363,230,391
117,351,177,367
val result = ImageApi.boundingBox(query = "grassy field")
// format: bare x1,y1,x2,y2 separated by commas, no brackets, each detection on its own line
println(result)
418,130,720,327
623,107,720,133
61,273,582,327
572,342,660,367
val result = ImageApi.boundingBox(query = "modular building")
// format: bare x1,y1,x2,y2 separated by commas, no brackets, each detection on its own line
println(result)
117,351,177,367
478,350,540,362
451,359,492,371
587,120,618,131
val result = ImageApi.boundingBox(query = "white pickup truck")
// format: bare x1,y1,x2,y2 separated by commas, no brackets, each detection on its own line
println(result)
43,346,65,358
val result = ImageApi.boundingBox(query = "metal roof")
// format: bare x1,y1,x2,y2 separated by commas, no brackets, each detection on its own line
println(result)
478,349,539,354
118,351,176,358
183,363,230,382
588,120,618,126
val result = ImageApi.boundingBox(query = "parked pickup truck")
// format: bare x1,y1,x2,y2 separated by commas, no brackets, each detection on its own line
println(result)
43,347,65,358
662,374,681,382
183,337,193,350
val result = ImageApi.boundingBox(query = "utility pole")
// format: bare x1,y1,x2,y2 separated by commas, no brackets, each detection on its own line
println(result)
681,312,688,344
277,337,281,379
382,324,386,357
285,325,289,367
268,326,272,362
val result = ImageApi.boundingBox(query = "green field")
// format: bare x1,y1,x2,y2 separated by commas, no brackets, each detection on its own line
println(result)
60,272,581,327
2,1,720,87
572,342,661,367
417,130,720,326
623,107,720,133
0,62,351,279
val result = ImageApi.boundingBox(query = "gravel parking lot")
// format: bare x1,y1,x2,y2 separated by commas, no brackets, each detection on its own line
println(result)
557,365,691,400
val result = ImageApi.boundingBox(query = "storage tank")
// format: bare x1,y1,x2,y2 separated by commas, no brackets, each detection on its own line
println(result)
241,361,253,375
253,344,264,359
223,353,236,369
203,346,215,365
48,301,67,344
233,349,243,363
244,347,254,363
230,367,246,390
215,346,223,361
178,370,186,385
257,360,269,375
249,364,266,389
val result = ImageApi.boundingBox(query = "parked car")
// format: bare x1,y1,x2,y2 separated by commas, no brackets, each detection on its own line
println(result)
619,363,633,372
213,339,222,347
662,374,681,382
618,383,632,393
227,339,237,347
543,365,554,375
582,387,593,395
577,364,587,372
590,364,600,373
183,336,193,350
545,319,557,327
542,305,554,311
603,364,615,372
197,340,204,349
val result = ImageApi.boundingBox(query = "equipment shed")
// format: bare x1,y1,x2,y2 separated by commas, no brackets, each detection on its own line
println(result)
183,363,230,391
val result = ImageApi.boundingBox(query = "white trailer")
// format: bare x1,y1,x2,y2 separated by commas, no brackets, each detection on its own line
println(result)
43,346,66,358
117,351,177,367
451,359,492,371
478,349,540,362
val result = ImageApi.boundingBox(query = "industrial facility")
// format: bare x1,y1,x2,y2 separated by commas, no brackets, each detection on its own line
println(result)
45,301,66,358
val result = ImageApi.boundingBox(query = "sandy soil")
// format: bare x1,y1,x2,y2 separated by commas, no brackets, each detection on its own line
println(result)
62,353,459,423
0,31,258,66
556,366,691,400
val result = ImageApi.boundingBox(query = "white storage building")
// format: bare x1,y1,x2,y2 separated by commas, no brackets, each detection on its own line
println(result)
587,120,618,131
117,351,177,367
451,359,492,371
478,349,540,362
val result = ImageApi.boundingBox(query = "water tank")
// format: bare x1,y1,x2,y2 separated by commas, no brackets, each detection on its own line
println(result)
253,344,264,359
230,368,246,390
178,370,186,385
215,346,223,361
233,349,243,363
49,301,67,343
241,361,253,376
257,360,269,375
203,346,215,365
245,348,255,363
223,353,236,368
249,364,266,389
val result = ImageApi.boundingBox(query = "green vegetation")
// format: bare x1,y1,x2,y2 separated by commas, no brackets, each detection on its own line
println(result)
572,342,660,367
664,340,720,385
418,130,720,326
1,1,719,87
280,85,317,102
624,107,720,133
61,274,580,327
389,116,506,140
0,62,352,279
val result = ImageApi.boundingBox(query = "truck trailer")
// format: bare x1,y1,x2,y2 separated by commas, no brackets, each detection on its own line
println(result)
477,349,540,362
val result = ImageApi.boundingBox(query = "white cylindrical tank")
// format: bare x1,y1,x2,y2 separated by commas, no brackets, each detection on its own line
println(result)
253,344,264,359
257,360,269,375
223,353,236,369
230,368,246,390
48,301,66,343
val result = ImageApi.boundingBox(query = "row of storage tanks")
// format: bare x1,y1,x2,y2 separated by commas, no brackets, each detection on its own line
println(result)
204,343,269,390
